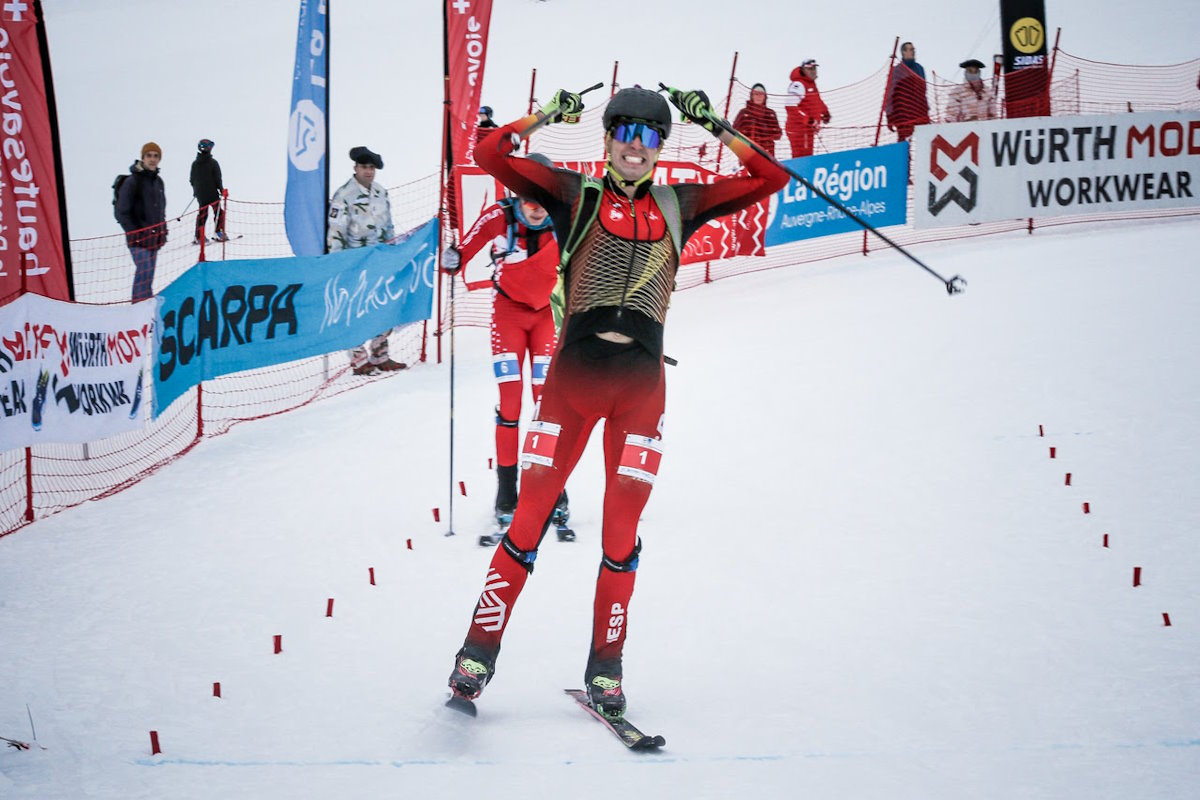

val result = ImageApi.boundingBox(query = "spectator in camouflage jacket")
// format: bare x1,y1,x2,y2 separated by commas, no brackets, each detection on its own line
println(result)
327,146,406,375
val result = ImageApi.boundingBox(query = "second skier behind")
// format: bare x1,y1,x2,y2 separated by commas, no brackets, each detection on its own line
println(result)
443,153,573,541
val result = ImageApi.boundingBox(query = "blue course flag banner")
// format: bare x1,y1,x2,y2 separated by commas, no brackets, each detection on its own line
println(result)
284,0,329,257
152,217,438,417
765,143,910,246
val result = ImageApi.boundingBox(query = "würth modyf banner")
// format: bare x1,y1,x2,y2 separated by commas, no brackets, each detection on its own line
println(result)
284,0,329,257
152,217,437,416
913,112,1200,228
0,1,74,301
0,293,154,452
445,0,493,167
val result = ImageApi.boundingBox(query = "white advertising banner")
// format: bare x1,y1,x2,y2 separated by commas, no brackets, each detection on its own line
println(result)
0,294,155,452
913,111,1200,227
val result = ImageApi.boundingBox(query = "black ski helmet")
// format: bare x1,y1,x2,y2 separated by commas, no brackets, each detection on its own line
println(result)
602,87,671,140
197,138,214,152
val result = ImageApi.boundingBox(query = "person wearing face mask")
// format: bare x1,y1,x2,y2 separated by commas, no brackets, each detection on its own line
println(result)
442,153,572,541
445,85,788,721
116,142,168,301
950,59,995,122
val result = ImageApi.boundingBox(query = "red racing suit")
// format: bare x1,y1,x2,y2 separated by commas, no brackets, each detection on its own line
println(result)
459,115,789,675
457,200,560,468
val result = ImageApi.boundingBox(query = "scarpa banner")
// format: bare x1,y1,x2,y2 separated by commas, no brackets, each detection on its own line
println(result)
284,0,329,257
0,293,154,453
153,217,437,417
913,111,1200,228
765,144,910,246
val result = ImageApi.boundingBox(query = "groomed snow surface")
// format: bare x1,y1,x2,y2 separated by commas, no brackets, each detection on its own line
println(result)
3,219,1199,798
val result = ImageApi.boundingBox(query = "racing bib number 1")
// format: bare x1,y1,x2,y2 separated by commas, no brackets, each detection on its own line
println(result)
616,434,663,484
520,420,562,468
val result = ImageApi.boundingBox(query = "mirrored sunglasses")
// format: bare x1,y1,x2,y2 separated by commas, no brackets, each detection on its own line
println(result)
611,121,663,150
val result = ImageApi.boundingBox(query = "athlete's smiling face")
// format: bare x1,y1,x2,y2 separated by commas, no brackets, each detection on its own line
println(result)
606,128,659,183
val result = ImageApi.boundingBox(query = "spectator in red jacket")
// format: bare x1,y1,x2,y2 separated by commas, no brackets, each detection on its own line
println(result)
784,59,831,159
731,83,782,157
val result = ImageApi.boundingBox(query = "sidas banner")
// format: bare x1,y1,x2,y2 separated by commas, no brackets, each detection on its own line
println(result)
445,0,494,168
0,1,73,301
913,111,1200,228
999,0,1050,118
0,293,154,452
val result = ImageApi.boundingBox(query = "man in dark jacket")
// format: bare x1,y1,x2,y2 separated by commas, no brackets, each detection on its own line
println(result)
116,142,168,301
190,138,226,243
885,41,930,142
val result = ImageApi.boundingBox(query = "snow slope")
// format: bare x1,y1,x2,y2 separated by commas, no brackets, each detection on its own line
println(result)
2,217,1199,798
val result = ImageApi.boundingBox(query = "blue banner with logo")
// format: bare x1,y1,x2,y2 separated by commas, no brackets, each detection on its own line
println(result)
284,0,329,257
152,218,437,417
765,143,910,246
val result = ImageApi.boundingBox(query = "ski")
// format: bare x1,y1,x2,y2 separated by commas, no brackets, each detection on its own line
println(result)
2,734,40,750
444,694,478,717
479,512,511,547
193,234,243,245
564,689,665,750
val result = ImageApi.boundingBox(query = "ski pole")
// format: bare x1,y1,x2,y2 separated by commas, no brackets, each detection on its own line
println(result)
661,84,966,296
173,197,195,222
446,250,458,538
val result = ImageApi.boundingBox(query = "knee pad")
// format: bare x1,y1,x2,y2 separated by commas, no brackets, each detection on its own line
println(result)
501,534,538,574
601,538,642,574
495,405,519,428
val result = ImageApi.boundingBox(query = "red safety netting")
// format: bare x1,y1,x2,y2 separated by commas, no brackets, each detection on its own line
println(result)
3,47,1198,537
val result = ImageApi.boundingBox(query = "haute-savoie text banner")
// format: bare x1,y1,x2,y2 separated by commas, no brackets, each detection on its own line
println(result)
153,218,437,416
914,111,1200,228
0,294,154,452
765,144,910,245
284,0,329,257
0,6,71,300
446,0,493,167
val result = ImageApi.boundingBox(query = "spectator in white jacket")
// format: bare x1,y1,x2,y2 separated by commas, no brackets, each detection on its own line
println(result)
328,146,406,375
950,59,996,122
